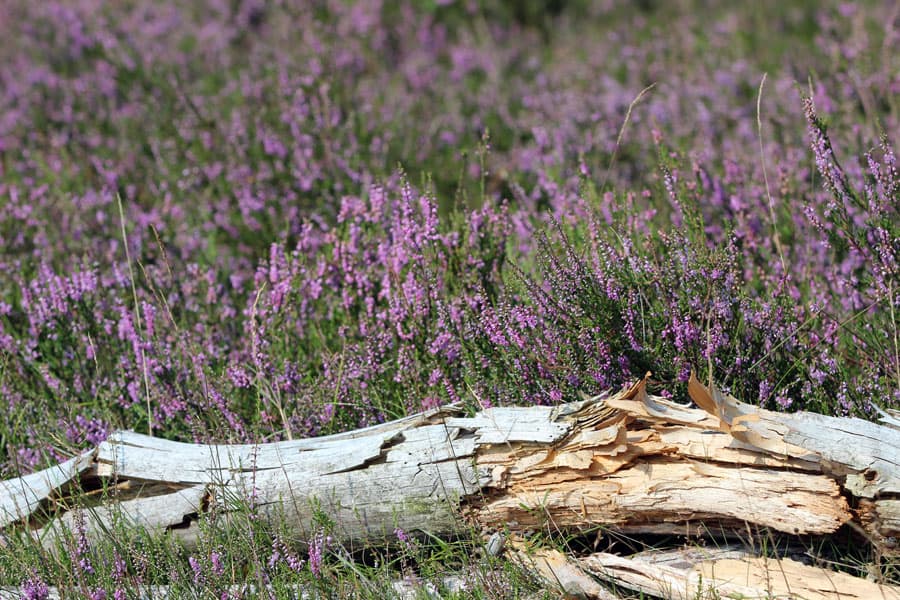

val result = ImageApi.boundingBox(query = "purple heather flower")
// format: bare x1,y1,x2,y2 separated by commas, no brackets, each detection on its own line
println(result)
188,555,205,585
307,530,330,577
22,575,49,600
74,511,94,575
210,550,226,577
775,394,793,410
268,536,304,573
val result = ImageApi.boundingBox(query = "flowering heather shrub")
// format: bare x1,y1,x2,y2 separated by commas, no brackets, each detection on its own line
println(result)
0,1,898,473
235,181,511,437
476,135,899,410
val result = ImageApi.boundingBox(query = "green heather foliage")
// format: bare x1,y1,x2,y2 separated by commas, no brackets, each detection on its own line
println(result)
0,0,898,595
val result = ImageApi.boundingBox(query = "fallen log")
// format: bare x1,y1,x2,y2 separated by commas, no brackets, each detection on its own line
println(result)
1,373,898,597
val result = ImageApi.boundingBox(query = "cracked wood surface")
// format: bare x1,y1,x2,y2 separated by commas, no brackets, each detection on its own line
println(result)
1,374,898,557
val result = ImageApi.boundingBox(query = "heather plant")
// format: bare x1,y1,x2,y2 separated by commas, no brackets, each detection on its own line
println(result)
456,105,899,412
230,177,513,437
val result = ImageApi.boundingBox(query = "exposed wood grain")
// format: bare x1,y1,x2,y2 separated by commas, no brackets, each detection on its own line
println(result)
475,458,849,535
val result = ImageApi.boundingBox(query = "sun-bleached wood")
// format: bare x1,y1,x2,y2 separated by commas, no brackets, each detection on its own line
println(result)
0,374,898,597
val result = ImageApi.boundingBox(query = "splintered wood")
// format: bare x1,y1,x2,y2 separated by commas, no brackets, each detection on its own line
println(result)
1,373,898,598
471,378,850,537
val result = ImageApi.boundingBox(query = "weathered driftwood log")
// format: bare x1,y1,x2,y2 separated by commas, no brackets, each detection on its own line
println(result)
1,374,898,592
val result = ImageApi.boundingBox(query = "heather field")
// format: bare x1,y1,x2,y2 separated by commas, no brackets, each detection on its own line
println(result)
0,0,898,597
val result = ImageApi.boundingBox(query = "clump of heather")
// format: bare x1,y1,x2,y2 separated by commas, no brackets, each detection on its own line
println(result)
472,115,899,411
799,98,900,411
229,180,511,437
466,184,808,408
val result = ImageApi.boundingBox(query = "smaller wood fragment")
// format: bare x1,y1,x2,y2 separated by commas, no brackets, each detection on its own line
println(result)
581,552,900,600
509,539,619,600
